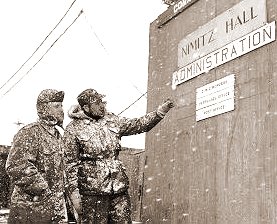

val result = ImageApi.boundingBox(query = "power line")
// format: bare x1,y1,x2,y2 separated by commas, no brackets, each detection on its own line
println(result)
117,82,173,115
118,91,147,115
82,9,146,100
1,0,148,115
1,10,83,98
83,10,108,54
0,0,78,92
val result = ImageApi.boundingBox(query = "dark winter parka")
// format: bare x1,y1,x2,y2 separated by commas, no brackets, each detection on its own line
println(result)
63,105,164,196
6,120,67,223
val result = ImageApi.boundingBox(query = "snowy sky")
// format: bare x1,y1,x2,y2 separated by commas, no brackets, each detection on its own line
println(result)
0,0,167,148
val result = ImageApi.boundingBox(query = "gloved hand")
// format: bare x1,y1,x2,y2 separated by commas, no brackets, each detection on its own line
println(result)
70,189,83,216
157,99,174,117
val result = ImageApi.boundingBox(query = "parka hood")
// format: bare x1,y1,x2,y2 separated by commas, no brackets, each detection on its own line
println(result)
68,104,91,120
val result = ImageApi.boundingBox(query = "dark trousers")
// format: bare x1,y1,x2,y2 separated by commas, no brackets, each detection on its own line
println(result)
82,191,132,224
8,205,53,224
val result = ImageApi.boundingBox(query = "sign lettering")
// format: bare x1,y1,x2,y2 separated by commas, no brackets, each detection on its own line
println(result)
196,74,235,121
178,0,267,68
157,0,199,28
196,98,235,121
172,21,275,87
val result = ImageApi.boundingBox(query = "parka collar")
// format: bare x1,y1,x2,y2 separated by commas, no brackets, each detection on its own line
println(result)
68,105,90,120
68,104,107,125
38,119,61,138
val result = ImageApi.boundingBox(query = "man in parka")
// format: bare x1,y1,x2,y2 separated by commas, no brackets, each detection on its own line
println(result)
6,89,68,223
63,88,174,223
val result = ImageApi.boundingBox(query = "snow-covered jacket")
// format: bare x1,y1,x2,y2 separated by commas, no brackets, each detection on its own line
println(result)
6,120,67,223
63,105,164,196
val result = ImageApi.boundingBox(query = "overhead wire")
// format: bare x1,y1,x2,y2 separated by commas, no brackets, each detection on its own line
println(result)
118,91,147,115
0,0,78,93
83,10,109,55
118,81,174,116
2,1,149,115
81,8,148,113
1,10,84,98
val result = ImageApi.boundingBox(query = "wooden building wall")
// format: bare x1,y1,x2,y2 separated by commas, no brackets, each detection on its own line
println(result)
143,0,277,223
119,148,145,222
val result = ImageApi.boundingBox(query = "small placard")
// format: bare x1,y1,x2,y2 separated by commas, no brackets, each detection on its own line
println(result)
196,98,234,121
196,86,234,110
196,74,235,99
196,74,235,121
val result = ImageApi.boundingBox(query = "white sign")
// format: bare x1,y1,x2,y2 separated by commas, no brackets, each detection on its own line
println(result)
178,0,267,67
196,74,235,121
196,74,235,99
196,87,234,110
172,21,276,87
196,98,234,121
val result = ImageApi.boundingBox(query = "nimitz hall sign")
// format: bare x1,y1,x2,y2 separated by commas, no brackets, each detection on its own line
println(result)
172,0,275,87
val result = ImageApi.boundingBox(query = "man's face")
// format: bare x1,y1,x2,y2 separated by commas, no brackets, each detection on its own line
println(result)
83,97,106,119
47,102,64,126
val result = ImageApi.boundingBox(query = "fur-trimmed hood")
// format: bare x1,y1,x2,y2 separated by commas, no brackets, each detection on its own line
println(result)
68,104,91,120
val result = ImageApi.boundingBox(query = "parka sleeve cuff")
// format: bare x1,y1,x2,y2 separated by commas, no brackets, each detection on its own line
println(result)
156,110,166,118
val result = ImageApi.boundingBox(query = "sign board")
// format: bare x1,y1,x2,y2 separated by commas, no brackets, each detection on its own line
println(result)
178,0,267,68
157,0,200,28
196,98,234,121
196,74,235,99
196,74,235,121
172,21,276,87
196,87,234,110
